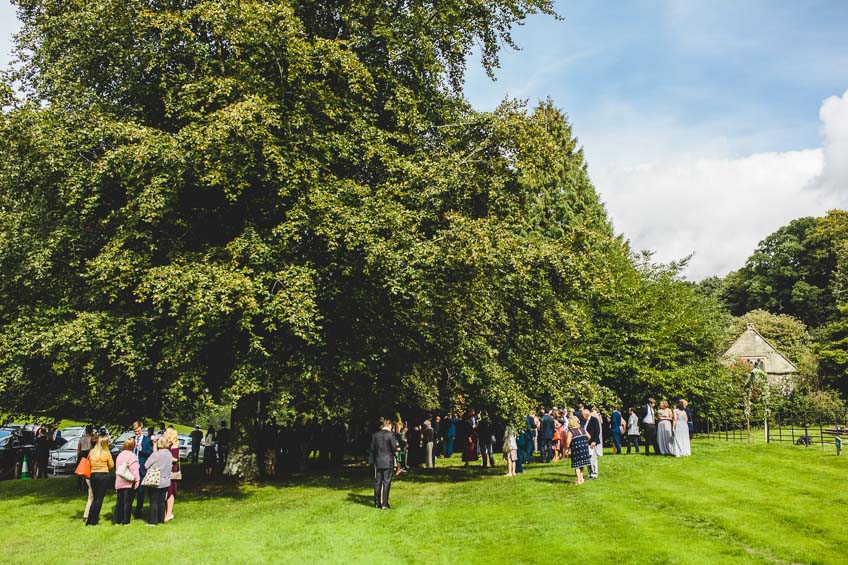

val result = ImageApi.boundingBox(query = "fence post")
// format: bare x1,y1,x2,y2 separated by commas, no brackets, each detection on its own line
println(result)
803,413,809,448
819,412,824,449
765,410,769,444
790,413,795,445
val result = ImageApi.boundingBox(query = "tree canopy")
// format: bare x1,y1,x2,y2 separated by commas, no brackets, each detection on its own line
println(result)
0,1,735,477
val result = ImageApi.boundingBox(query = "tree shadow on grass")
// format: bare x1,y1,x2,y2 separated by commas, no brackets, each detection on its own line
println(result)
1,460,524,517
287,464,499,493
346,492,374,507
529,475,579,486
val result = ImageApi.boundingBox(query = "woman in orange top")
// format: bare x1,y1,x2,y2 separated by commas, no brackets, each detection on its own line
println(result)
85,429,115,526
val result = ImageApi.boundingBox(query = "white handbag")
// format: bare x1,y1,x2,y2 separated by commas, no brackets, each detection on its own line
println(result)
117,461,135,482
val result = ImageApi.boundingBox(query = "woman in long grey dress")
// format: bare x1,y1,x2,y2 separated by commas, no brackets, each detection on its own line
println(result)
656,400,674,455
672,400,692,457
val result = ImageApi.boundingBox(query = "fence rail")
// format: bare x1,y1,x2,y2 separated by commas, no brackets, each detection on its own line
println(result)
692,409,848,450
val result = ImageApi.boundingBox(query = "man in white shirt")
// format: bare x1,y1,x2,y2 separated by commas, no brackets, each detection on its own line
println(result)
639,398,658,455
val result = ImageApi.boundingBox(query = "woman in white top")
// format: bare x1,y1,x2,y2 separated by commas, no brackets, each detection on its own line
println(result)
672,400,692,457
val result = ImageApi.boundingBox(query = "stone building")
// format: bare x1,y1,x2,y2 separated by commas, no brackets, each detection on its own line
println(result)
722,323,799,388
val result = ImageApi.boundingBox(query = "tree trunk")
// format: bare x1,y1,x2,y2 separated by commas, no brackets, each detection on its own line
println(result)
223,394,261,481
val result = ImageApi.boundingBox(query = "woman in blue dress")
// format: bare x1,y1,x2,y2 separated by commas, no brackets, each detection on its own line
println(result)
564,416,591,485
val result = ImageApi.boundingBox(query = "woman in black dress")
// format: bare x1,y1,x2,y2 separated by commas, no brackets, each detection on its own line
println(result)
564,416,591,485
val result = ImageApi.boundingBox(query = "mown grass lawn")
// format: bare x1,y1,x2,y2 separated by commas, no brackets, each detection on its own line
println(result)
1,439,845,564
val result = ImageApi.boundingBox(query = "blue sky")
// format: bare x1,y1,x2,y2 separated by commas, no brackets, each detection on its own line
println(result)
1,0,847,279
465,1,848,161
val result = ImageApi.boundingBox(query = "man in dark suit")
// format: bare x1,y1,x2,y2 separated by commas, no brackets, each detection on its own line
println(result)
371,417,399,509
189,425,204,463
584,409,601,478
131,420,154,519
217,421,231,471
638,398,658,455
539,407,555,463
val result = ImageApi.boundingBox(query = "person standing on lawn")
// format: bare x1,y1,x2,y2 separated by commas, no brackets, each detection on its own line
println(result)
203,426,217,477
539,407,555,463
565,416,591,485
132,420,154,519
672,400,692,457
476,412,495,469
189,425,203,463
77,425,95,492
657,400,674,455
502,423,518,477
610,405,623,455
164,427,181,522
34,427,50,478
583,409,600,479
145,437,173,525
114,437,140,525
217,421,231,471
422,420,435,468
442,413,457,458
85,429,115,526
626,407,640,454
432,415,442,459
372,417,399,509
524,411,537,463
461,410,478,467
639,398,658,455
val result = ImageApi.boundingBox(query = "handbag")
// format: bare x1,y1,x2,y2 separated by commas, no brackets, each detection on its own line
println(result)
74,456,91,479
141,463,161,487
116,461,135,482
171,458,182,481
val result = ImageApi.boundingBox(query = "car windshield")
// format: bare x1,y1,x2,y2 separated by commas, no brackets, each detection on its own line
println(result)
0,429,12,439
59,437,80,451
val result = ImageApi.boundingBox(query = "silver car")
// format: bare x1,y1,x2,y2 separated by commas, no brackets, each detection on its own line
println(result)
178,434,192,461
48,436,80,475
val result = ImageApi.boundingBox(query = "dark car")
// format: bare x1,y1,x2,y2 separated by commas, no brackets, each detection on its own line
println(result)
109,431,134,459
0,427,37,480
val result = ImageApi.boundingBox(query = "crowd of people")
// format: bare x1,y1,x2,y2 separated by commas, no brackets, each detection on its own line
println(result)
61,397,694,517
75,421,183,526
370,397,694,508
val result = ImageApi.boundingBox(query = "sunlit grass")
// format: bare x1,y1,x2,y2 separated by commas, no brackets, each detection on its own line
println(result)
0,438,844,564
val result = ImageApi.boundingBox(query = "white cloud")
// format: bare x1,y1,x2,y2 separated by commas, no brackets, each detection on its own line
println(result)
590,90,848,281
817,89,848,200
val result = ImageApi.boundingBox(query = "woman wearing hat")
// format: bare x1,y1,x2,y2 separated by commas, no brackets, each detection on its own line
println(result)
85,428,115,525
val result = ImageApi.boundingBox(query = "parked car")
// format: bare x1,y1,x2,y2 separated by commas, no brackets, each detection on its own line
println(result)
178,434,193,461
0,427,37,480
109,431,134,459
48,436,81,475
0,430,15,480
60,426,86,440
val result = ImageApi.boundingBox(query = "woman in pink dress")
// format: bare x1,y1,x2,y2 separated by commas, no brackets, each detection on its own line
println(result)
164,427,181,522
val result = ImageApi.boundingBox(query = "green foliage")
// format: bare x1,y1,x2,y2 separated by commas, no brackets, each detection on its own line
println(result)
588,253,731,415
722,211,848,327
0,0,734,445
720,211,848,398
726,309,818,385
817,304,848,396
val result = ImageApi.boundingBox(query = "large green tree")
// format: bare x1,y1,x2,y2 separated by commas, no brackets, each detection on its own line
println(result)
722,211,848,328
0,0,733,477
